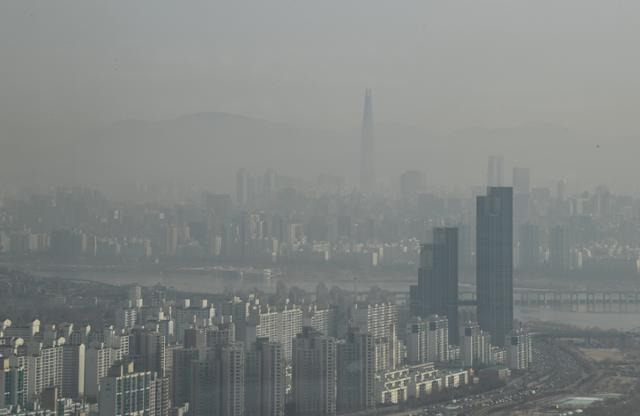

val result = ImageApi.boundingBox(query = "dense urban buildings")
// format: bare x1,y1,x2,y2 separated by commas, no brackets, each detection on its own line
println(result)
6,0,640,413
0,237,564,416
0,100,637,415
4,155,640,414
0,177,638,281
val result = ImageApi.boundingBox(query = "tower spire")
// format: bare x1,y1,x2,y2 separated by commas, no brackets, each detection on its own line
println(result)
359,89,375,193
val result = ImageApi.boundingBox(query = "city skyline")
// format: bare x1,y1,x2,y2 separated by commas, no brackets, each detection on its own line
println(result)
3,1,640,415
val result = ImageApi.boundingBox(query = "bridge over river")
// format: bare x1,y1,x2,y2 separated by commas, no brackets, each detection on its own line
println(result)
393,290,640,313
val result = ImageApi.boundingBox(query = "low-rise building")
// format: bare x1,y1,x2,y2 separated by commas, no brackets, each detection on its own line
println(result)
375,363,471,405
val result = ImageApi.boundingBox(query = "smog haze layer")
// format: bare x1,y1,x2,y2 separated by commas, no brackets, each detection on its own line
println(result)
2,0,639,194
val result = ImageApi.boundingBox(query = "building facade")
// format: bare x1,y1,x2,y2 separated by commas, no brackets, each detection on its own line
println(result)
476,187,513,346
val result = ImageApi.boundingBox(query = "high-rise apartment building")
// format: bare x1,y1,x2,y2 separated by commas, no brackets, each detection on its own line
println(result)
26,342,64,402
115,306,138,330
304,306,336,338
406,315,449,364
476,187,513,347
189,343,244,416
172,347,201,408
292,327,336,416
190,358,218,416
173,299,216,344
405,317,427,365
98,362,157,416
461,322,492,368
506,330,532,370
129,328,167,377
245,338,285,416
249,306,302,361
84,343,119,401
351,302,398,370
61,343,85,400
351,302,397,341
0,357,26,410
426,315,449,362
206,323,236,349
336,329,375,413
221,344,245,416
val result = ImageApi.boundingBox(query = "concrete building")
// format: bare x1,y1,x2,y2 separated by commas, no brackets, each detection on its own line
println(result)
375,363,470,405
304,306,336,338
61,343,85,400
336,329,375,413
0,356,26,410
115,306,138,330
351,302,399,370
351,302,397,341
173,299,216,345
375,366,409,405
406,315,449,365
246,338,285,416
98,362,156,416
190,344,245,416
461,322,492,368
506,330,532,370
405,317,427,365
129,328,167,377
171,347,201,408
427,315,449,362
26,342,64,401
249,306,302,361
84,343,119,401
292,327,336,416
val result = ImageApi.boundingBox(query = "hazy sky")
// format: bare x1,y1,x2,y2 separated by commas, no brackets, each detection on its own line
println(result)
2,0,640,134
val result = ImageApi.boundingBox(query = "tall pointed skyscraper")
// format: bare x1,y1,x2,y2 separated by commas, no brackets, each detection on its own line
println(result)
359,89,375,193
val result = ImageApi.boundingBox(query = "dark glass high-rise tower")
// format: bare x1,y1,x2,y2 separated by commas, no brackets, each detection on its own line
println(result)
476,187,513,347
412,227,459,344
359,89,375,193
